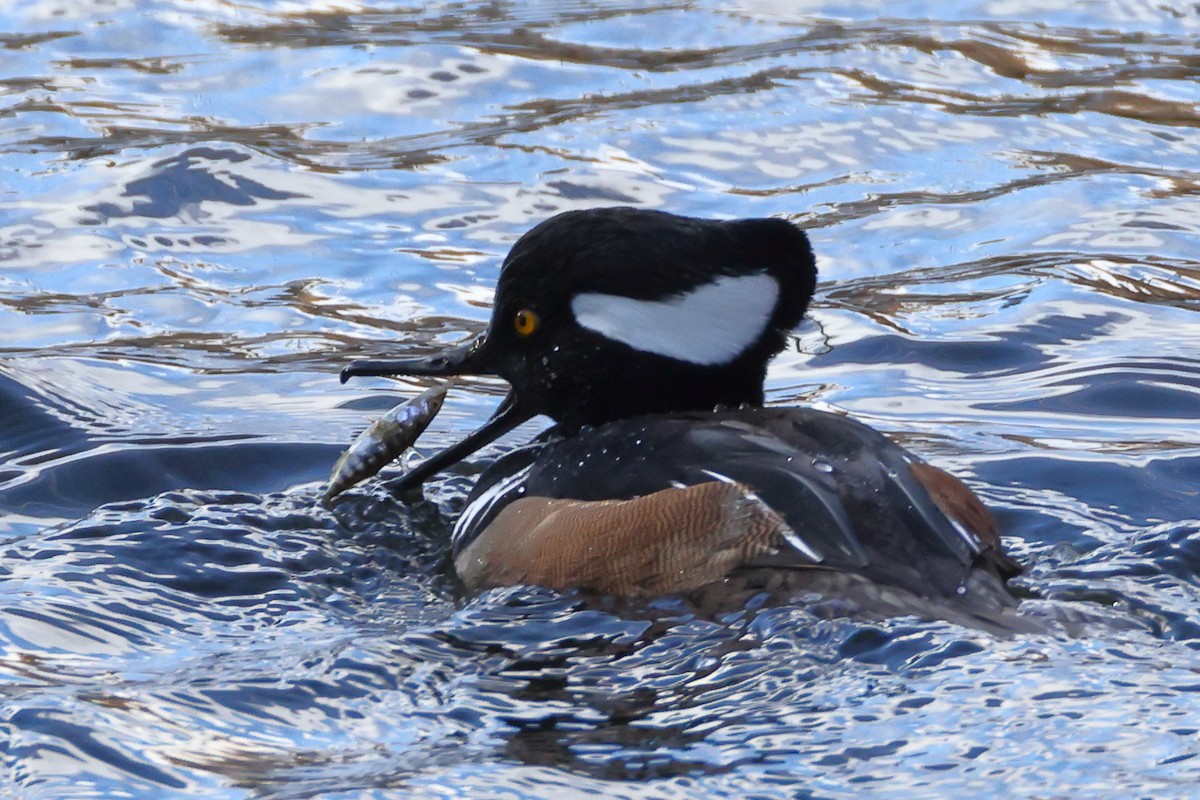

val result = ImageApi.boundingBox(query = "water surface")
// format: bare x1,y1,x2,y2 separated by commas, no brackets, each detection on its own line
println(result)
2,1,1200,798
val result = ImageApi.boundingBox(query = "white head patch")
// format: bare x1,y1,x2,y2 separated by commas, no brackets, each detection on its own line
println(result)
570,272,779,366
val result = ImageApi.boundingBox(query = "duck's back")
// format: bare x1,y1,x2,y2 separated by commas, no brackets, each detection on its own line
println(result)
451,407,1019,607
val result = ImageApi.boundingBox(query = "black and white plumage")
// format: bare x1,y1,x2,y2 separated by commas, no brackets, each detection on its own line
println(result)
339,207,1021,618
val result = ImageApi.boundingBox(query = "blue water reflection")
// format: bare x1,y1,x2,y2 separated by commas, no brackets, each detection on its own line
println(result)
2,0,1200,797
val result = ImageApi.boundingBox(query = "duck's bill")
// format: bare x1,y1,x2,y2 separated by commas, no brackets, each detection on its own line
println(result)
340,335,492,384
340,336,533,492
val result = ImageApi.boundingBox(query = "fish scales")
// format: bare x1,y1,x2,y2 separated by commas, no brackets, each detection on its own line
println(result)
322,386,446,505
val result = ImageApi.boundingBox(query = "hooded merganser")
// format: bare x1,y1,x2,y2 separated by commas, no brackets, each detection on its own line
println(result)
341,207,1021,612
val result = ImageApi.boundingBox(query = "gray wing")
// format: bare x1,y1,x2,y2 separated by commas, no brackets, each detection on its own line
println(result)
493,408,987,598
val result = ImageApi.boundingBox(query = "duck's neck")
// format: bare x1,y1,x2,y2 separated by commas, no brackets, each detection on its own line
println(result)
550,366,768,433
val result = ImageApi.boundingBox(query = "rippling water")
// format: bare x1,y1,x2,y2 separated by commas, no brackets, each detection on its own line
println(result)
2,1,1199,798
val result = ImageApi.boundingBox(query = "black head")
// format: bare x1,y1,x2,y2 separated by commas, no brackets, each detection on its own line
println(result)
341,207,817,487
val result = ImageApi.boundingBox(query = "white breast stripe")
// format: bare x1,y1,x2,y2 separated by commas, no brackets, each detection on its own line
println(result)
452,462,533,549
571,272,779,366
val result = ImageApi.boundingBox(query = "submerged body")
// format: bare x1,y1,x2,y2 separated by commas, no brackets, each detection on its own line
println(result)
448,407,1022,626
322,387,445,506
452,408,1017,599
340,207,1022,619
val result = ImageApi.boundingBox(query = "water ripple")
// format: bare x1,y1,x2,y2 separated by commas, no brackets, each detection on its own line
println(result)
3,0,1200,797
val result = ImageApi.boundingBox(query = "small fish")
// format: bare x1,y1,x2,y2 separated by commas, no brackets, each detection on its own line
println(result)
322,386,446,506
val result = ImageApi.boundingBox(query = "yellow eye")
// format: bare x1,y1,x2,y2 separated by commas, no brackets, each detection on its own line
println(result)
513,308,539,336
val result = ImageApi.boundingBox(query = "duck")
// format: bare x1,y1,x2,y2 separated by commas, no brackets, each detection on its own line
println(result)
341,207,1022,619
